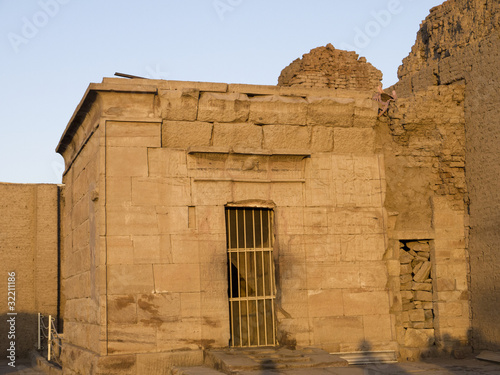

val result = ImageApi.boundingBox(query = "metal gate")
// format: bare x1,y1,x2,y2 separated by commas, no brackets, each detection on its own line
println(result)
225,207,276,347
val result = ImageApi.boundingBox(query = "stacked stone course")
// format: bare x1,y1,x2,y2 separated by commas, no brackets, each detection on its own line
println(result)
399,241,434,331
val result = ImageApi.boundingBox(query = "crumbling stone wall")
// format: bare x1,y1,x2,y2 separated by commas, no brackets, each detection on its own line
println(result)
376,82,469,360
0,183,59,358
278,44,382,91
394,0,500,351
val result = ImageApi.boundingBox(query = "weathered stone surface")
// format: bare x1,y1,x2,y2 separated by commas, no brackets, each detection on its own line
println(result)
404,328,435,348
198,92,249,122
333,128,375,154
306,97,355,127
212,122,262,148
162,120,212,148
159,88,199,121
409,309,425,322
412,282,433,291
414,261,432,282
263,125,310,149
249,95,307,125
413,291,433,302
106,121,161,147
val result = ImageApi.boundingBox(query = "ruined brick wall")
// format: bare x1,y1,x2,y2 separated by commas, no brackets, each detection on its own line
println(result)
0,183,59,358
393,0,500,351
377,83,469,360
278,44,382,91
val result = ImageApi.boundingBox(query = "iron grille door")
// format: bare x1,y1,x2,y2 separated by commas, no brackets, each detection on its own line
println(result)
226,207,276,347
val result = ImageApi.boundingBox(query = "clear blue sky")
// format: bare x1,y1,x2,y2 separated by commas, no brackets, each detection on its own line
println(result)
0,0,444,183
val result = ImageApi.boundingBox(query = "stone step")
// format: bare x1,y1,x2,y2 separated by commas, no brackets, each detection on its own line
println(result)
205,347,348,374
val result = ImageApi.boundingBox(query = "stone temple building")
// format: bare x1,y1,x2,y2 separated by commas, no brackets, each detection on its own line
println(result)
1,0,499,373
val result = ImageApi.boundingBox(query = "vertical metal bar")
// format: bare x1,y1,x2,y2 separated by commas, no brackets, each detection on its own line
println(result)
227,210,235,347
269,210,276,345
252,209,260,346
260,210,268,344
48,315,52,361
37,313,41,350
243,211,250,346
235,211,242,347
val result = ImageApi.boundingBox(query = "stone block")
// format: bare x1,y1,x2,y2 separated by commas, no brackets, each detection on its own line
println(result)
307,289,344,317
132,177,192,207
195,206,226,235
100,91,156,119
107,236,134,265
157,318,202,351
197,92,249,122
212,122,262,149
359,263,388,289
404,328,435,348
180,293,201,319
312,316,364,345
148,148,188,178
137,293,181,325
412,282,433,291
306,97,355,126
307,264,360,289
263,125,310,150
162,120,212,148
159,88,199,121
107,206,158,235
106,121,161,147
135,351,204,374
157,206,190,235
310,126,334,152
400,249,413,264
153,264,200,293
107,324,157,354
133,235,161,264
401,274,413,284
249,95,307,125
170,235,200,264
409,309,425,322
106,177,132,206
107,264,154,295
414,261,432,282
107,295,137,324
400,263,413,274
107,147,148,177
343,291,390,316
414,291,433,301
271,182,304,207
334,128,375,154
363,314,393,342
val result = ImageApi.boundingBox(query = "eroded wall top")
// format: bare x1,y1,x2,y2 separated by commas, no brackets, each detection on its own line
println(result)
278,44,382,91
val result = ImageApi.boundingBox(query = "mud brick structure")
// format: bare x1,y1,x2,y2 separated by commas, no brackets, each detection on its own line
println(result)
278,44,382,91
1,0,500,373
0,183,59,357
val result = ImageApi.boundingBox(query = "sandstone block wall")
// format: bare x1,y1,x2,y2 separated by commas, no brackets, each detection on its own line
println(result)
0,183,59,358
56,78,400,373
393,0,500,351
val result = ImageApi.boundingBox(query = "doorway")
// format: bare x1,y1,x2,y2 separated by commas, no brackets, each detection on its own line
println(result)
225,207,276,347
